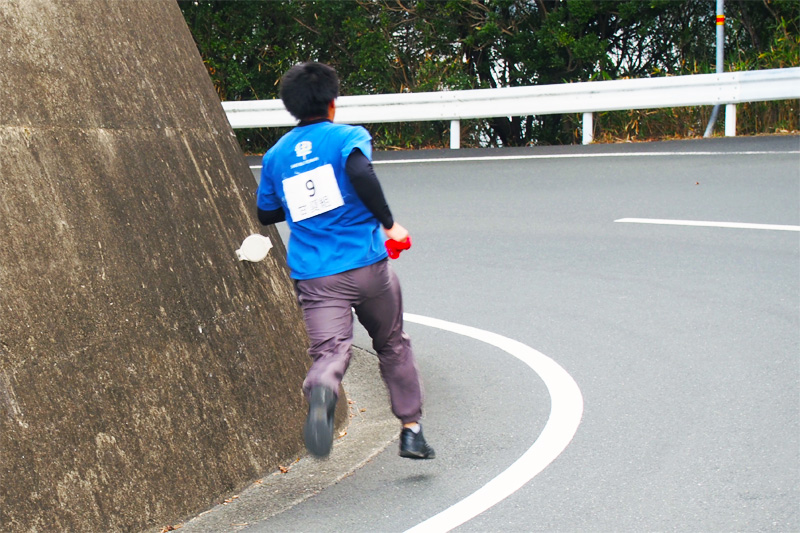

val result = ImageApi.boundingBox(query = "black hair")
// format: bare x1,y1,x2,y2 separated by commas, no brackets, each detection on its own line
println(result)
279,62,340,120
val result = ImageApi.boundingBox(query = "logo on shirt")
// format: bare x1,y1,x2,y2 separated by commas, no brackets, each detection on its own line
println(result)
295,141,313,160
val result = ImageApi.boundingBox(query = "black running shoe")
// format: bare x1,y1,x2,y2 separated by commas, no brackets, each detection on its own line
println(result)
399,426,435,459
304,386,336,458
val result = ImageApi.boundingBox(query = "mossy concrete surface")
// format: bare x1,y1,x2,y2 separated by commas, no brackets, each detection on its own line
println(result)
0,1,318,530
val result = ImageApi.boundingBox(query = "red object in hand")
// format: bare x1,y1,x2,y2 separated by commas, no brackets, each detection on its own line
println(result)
385,236,412,259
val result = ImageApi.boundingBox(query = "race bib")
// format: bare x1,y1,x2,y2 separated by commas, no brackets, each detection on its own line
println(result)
283,164,344,222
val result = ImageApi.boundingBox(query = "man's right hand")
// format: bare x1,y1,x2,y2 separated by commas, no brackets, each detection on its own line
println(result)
384,222,409,243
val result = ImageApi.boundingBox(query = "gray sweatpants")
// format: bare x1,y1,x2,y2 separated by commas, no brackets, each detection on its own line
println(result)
294,259,423,424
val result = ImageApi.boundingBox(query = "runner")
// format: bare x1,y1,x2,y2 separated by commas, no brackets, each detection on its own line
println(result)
256,62,434,460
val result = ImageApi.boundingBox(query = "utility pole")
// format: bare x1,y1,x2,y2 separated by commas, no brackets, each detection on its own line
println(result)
703,0,725,137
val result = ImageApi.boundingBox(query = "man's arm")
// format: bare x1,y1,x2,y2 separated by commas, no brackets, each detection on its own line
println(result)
345,149,394,229
258,206,286,226
345,149,410,241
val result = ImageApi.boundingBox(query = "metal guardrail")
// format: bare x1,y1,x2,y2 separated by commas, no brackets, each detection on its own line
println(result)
222,67,800,148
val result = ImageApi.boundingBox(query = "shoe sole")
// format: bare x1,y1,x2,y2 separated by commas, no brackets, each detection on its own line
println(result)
304,388,335,457
304,406,333,457
399,448,436,460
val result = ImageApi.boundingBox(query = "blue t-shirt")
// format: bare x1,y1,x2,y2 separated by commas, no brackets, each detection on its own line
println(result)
257,122,388,280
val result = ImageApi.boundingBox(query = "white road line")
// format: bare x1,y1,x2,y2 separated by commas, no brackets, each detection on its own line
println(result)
615,218,800,232
373,150,798,166
248,149,798,170
402,313,584,533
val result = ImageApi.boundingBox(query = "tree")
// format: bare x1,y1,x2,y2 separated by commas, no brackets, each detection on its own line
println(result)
179,0,798,151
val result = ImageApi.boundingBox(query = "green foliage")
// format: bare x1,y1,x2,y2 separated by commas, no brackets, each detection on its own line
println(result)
179,0,799,152
594,1,799,142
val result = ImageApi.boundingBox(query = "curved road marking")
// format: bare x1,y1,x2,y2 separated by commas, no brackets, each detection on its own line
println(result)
616,218,800,232
402,313,584,533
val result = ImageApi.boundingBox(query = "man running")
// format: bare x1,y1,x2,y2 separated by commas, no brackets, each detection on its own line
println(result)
256,62,434,460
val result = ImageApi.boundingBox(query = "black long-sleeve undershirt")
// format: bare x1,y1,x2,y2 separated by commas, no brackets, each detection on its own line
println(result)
257,205,286,226
257,148,394,229
344,148,394,229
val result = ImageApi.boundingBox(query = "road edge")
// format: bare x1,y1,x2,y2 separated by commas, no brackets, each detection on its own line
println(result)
174,347,397,532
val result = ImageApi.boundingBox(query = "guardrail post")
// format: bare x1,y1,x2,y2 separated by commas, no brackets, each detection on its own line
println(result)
582,112,593,145
725,104,736,137
450,119,460,149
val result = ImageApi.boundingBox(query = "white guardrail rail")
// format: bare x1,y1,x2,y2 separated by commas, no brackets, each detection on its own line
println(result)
222,67,800,148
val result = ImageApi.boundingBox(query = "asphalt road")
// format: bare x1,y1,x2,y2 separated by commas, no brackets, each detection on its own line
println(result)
189,135,799,532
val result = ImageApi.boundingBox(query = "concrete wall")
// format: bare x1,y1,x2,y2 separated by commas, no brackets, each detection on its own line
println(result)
0,1,318,530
